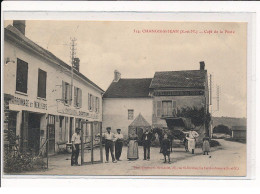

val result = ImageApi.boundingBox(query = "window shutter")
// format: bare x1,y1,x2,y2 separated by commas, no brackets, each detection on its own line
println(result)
153,100,156,116
97,97,99,113
88,93,90,110
74,87,77,107
68,85,72,105
92,96,95,112
156,101,162,117
172,101,177,116
79,89,82,108
62,81,65,102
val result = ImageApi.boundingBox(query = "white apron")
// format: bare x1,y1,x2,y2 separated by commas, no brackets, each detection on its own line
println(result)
187,131,199,152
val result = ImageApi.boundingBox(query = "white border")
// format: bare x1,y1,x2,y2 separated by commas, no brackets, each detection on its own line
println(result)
1,1,258,188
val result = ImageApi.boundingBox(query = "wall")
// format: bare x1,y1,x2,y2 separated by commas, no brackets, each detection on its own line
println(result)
103,98,153,137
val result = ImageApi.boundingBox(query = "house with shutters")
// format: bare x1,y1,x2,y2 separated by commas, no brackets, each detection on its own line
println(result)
103,62,209,138
4,21,104,155
102,71,153,137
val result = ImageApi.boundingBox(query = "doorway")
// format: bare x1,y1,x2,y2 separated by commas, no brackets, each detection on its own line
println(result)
69,117,73,142
28,113,41,155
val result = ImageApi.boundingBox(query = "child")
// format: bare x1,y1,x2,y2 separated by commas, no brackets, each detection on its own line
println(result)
183,133,189,152
202,135,210,155
161,133,171,164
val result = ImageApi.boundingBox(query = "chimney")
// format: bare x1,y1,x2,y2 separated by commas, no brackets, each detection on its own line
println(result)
200,61,205,70
13,20,26,35
113,70,121,82
73,58,80,72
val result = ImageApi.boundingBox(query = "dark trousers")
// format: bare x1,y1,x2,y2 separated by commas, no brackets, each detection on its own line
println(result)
143,140,151,160
115,141,123,160
105,140,115,161
71,144,80,166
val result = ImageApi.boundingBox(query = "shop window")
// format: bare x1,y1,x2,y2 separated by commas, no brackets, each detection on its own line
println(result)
128,109,134,120
74,87,82,108
62,81,71,105
16,58,28,94
37,69,47,99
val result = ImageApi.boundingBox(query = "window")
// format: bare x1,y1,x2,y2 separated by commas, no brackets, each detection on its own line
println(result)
16,58,28,94
128,109,134,120
162,101,172,117
88,93,93,111
160,100,177,117
37,69,47,98
62,81,71,105
95,97,99,113
74,87,82,108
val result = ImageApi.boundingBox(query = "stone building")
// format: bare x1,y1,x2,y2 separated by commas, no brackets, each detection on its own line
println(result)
4,21,104,155
103,62,209,138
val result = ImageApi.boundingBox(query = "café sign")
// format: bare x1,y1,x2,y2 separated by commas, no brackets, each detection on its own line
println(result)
57,107,99,119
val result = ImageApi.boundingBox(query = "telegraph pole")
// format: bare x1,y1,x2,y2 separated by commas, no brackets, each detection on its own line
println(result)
70,37,77,103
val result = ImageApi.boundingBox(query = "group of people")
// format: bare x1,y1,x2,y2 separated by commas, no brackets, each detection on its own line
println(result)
184,129,211,155
70,127,211,166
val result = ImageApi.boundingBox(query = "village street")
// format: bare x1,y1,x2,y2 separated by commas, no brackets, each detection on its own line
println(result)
18,139,246,177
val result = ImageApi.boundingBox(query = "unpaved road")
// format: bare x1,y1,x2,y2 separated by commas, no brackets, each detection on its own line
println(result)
7,139,246,177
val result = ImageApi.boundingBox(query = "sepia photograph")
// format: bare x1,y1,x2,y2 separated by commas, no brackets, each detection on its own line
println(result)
3,19,248,177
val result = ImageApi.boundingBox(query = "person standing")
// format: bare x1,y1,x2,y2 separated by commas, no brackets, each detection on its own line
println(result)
141,129,154,160
202,134,210,155
103,127,116,163
127,130,139,160
71,128,81,166
187,128,199,154
161,133,171,164
114,128,124,161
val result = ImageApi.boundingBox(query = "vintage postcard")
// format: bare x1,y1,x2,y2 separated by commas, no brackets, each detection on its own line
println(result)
3,18,249,178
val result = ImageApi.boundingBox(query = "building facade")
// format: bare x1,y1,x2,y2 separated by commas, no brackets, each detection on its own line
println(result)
4,21,104,154
102,71,153,137
103,63,209,139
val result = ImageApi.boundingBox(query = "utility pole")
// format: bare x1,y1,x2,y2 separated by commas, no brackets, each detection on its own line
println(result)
70,37,77,104
217,85,220,111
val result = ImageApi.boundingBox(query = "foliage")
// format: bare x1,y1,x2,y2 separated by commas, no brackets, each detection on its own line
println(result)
4,150,46,173
210,139,221,147
176,106,211,129
213,124,231,135
4,130,46,173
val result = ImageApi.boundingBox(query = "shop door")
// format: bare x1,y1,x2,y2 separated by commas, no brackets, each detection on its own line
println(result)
28,113,41,155
21,111,29,152
47,115,55,155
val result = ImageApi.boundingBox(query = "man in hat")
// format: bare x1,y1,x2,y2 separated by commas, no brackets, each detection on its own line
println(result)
103,127,117,163
114,128,124,161
71,128,81,166
141,128,154,160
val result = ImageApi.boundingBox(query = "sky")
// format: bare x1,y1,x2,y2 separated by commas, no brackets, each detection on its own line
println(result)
4,20,247,118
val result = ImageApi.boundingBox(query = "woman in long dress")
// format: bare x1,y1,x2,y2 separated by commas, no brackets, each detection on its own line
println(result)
127,133,139,160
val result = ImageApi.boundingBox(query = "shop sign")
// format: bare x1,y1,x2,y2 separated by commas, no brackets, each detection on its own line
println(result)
10,96,47,110
57,107,99,119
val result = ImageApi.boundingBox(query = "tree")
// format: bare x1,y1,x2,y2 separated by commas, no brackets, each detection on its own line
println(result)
213,125,231,135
